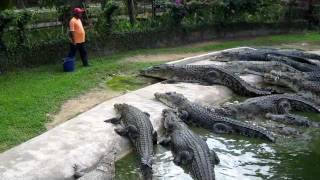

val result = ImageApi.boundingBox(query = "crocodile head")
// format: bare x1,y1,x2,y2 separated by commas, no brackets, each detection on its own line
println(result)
114,103,130,112
140,64,178,79
140,157,153,180
162,109,183,132
154,92,189,108
264,70,298,89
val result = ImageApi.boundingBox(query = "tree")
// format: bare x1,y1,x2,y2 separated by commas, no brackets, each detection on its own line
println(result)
0,0,13,10
127,0,135,25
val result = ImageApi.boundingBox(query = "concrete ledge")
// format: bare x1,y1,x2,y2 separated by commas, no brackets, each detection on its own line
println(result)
0,48,261,180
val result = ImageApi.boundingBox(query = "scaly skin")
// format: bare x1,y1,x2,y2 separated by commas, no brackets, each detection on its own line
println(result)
220,60,301,75
266,54,319,72
105,104,157,180
265,113,319,127
264,70,320,95
141,64,272,97
74,149,116,180
154,92,275,142
212,48,320,72
221,94,320,119
161,109,219,180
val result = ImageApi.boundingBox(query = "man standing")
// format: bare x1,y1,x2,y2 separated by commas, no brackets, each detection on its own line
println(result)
68,7,89,67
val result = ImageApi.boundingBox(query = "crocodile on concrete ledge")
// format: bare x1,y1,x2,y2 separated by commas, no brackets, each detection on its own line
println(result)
220,94,320,119
219,60,301,75
141,64,273,97
263,70,320,96
212,48,320,64
105,103,157,180
73,149,116,180
154,92,275,142
160,109,219,180
265,113,319,127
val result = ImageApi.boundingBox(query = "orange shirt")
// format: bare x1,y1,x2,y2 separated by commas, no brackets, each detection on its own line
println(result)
69,17,85,43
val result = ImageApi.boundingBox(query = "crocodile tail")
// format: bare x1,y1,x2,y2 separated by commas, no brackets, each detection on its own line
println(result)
294,92,320,111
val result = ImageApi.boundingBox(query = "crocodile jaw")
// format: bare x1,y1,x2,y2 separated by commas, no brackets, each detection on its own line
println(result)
154,92,176,108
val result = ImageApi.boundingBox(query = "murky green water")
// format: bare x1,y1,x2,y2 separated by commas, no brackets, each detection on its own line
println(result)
116,114,320,180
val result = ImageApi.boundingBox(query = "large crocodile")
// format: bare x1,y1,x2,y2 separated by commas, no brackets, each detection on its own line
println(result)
212,48,320,72
265,113,319,127
264,70,320,95
266,54,319,72
220,94,320,118
154,92,275,142
105,104,157,180
141,64,272,97
213,48,320,63
160,109,219,180
74,149,116,180
219,60,301,75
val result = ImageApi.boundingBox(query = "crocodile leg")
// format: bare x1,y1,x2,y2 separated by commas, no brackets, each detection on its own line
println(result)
276,98,292,114
178,110,189,121
114,125,138,137
212,122,235,134
104,117,121,124
159,137,171,146
210,151,220,165
73,164,85,179
174,151,193,165
152,131,158,145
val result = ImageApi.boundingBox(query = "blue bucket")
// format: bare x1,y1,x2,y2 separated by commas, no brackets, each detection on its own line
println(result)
63,57,75,72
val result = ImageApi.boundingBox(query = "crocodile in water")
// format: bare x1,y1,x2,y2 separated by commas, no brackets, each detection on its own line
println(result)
160,109,219,180
154,92,275,142
105,104,157,180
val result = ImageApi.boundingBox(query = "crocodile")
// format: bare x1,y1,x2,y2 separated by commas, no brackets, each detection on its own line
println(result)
73,149,116,180
266,54,320,72
105,104,157,180
219,94,320,120
213,47,320,63
160,109,219,180
263,70,320,95
141,64,273,97
154,92,275,142
265,113,319,127
219,60,301,75
212,48,320,72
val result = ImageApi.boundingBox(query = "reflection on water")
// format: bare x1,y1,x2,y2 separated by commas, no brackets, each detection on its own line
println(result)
116,116,320,180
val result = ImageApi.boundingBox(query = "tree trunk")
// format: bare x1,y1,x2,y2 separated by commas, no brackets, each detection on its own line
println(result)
15,0,25,8
151,0,156,18
127,0,135,25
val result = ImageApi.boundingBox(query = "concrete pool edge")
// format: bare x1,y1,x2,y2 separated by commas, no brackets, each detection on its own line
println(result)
0,47,256,180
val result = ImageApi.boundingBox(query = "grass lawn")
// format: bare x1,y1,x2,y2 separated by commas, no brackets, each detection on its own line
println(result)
1,32,320,152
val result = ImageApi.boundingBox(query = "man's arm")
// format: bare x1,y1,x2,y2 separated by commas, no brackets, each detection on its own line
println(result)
69,31,75,45
69,19,76,45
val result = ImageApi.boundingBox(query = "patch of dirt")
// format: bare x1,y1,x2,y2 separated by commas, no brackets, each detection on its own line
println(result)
46,87,122,130
124,52,206,62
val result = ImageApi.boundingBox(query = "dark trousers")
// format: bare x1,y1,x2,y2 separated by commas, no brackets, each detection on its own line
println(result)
68,43,89,66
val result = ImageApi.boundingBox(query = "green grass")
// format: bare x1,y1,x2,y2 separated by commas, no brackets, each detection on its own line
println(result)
107,75,147,91
1,32,320,152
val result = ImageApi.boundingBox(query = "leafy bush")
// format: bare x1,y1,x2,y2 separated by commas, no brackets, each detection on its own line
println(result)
96,0,120,34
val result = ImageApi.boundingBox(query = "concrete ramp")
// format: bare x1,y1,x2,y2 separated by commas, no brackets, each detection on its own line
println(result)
0,48,259,180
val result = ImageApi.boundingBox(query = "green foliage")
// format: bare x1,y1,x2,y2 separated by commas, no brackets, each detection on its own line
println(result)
96,0,120,34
